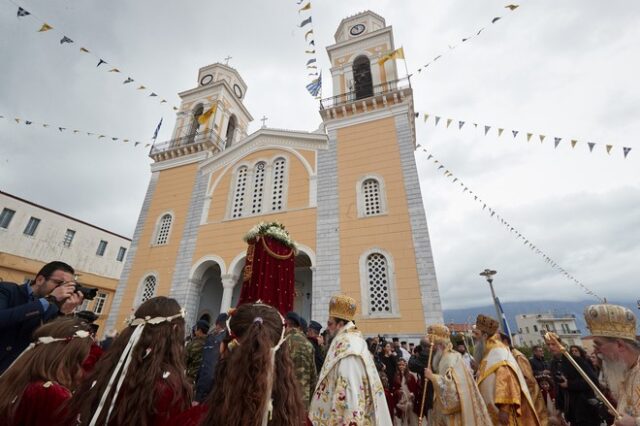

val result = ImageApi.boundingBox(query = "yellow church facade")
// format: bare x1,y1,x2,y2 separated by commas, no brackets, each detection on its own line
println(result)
106,10,443,337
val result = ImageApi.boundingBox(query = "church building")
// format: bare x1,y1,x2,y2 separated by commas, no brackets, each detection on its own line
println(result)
106,10,443,338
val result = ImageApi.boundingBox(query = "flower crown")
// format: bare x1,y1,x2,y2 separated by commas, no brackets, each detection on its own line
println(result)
125,308,186,327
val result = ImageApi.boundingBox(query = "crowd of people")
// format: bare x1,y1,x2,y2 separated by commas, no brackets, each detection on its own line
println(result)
0,261,639,425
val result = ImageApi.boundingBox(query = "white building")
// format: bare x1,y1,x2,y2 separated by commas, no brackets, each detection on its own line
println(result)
0,190,131,335
515,312,582,347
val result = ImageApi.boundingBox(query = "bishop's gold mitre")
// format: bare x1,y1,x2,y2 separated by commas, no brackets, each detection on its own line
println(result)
427,324,451,344
476,314,499,336
584,303,637,341
329,294,357,322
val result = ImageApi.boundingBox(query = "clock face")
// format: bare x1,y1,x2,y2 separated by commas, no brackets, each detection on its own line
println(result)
200,74,213,86
233,84,243,99
349,23,366,36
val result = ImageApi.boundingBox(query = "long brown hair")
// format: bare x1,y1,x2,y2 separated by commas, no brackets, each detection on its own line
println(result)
0,316,92,420
201,303,305,426
66,296,191,425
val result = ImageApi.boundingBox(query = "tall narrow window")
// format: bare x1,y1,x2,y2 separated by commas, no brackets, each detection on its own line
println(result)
141,276,157,303
251,162,266,214
186,104,204,144
362,179,382,216
23,217,41,236
366,253,391,314
117,247,127,262
225,115,237,149
271,158,286,211
155,214,172,245
96,240,108,256
353,55,373,100
63,229,76,247
231,167,248,218
0,208,15,229
93,292,107,315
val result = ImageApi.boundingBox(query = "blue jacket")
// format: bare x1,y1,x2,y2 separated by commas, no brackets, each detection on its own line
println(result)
194,329,226,402
0,282,61,373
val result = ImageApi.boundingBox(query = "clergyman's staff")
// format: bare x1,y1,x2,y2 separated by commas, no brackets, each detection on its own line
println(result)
418,336,435,424
544,332,621,419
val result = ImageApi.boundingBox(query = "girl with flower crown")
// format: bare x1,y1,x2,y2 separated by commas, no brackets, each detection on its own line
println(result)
0,316,93,426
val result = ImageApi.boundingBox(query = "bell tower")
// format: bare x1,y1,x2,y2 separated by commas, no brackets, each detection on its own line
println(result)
314,11,443,335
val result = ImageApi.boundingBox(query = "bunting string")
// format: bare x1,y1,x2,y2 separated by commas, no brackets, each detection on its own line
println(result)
0,113,150,148
413,4,521,75
417,144,604,302
416,111,633,159
6,0,178,111
296,0,322,98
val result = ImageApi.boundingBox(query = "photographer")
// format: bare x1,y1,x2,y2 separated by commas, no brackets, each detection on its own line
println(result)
0,261,84,373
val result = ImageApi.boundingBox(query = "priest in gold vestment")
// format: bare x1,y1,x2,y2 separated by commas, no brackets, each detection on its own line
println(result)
585,303,640,426
424,324,493,426
474,315,540,426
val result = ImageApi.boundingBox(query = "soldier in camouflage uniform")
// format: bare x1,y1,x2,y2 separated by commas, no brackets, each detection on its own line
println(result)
285,312,317,408
185,319,209,385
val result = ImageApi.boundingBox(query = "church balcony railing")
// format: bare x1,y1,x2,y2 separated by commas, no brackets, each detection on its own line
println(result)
149,129,225,161
319,76,412,115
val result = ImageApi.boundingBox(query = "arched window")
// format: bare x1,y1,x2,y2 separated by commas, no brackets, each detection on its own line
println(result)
251,162,266,214
186,104,204,144
231,166,248,218
366,252,391,314
225,115,237,149
353,55,373,100
271,158,287,211
141,275,157,303
357,175,387,217
155,214,172,245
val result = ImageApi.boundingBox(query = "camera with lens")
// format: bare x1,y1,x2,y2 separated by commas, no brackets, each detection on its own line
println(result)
74,284,98,300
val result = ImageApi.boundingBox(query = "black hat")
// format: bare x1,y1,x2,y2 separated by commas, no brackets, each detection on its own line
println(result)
286,311,301,327
215,313,228,325
196,320,210,333
299,317,308,333
309,320,322,333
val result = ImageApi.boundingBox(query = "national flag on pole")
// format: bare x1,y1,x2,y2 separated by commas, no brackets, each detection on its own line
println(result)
378,47,405,66
152,118,163,140
306,72,322,97
198,103,218,125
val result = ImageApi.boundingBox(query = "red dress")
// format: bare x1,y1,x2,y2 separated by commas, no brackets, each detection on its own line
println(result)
168,403,209,426
11,381,71,426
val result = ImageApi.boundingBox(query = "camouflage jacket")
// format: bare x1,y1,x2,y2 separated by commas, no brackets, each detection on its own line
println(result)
185,335,206,382
286,327,318,406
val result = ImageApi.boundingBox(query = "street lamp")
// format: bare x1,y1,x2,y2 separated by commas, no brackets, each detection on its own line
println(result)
479,268,503,333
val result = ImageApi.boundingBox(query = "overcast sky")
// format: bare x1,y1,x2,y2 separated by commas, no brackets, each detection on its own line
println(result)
1,0,638,310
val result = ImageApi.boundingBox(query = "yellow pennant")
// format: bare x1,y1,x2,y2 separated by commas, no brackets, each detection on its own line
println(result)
108,68,120,73
571,139,577,148
498,128,504,137
299,3,311,12
80,47,90,53
423,113,429,123
137,85,146,90
606,144,613,154
539,134,546,143
446,118,452,128
526,133,532,142
38,23,53,32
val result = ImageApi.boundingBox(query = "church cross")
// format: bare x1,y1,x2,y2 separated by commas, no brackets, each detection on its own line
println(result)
224,55,232,66
260,115,268,128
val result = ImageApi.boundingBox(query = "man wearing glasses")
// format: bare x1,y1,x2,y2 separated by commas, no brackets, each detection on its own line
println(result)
0,261,84,373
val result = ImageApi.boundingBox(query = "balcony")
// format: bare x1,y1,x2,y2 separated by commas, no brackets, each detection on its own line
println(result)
149,129,225,162
319,76,413,121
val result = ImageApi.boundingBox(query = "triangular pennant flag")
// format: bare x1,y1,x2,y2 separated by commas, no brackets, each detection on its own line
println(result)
512,130,519,138
434,116,441,126
473,123,478,128
25,121,32,125
86,132,93,136
309,40,315,46
623,147,632,158
97,59,107,67
108,68,120,73
123,139,129,143
438,165,444,170
137,85,146,90
145,143,151,147
588,142,596,152
458,121,465,129
305,49,316,54
526,133,532,142
571,139,577,148
462,38,468,42
427,154,433,160
539,134,546,143
173,106,178,111
606,144,613,154
38,23,53,32
554,137,562,148
433,55,442,61
14,118,20,123
491,211,496,217
477,28,485,36
60,36,73,44
42,124,49,128
149,92,158,97
112,137,118,141
73,130,79,134
492,17,502,24
483,204,486,210
423,113,429,123
123,77,134,84
304,29,314,41
299,2,311,12
17,7,30,17
446,118,452,128
135,142,141,147
505,4,520,10
80,47,90,53
58,127,65,132
452,178,458,183
484,125,491,135
160,99,167,103
98,135,105,139
306,58,317,66
463,187,468,193
498,128,504,137
299,16,312,27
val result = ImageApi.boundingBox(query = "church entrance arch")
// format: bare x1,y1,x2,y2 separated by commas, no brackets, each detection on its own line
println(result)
196,262,224,324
